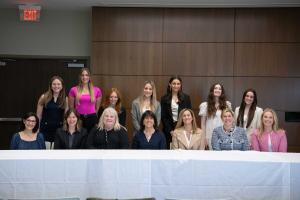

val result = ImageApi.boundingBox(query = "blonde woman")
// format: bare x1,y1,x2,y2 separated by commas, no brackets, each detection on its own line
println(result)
69,68,102,133
251,108,287,152
171,109,205,150
86,107,128,149
131,80,161,134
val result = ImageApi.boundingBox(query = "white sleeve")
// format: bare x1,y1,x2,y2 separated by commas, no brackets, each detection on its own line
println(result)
199,102,207,116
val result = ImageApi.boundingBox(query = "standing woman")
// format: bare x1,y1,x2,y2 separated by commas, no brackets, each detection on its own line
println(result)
235,89,263,145
251,108,287,152
98,88,126,127
86,107,129,149
69,68,102,133
36,75,68,149
132,110,166,149
211,109,249,151
171,109,205,150
131,81,161,134
10,112,46,150
199,83,231,150
161,76,192,149
54,108,87,149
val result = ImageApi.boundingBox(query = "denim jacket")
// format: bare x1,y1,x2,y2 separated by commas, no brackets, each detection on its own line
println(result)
211,126,249,151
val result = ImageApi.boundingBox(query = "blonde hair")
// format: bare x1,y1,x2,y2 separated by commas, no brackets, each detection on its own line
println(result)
258,108,281,138
76,68,95,105
138,80,159,112
175,109,198,134
97,107,124,131
221,108,234,119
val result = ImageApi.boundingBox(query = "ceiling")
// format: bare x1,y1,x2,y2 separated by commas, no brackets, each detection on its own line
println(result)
0,0,299,11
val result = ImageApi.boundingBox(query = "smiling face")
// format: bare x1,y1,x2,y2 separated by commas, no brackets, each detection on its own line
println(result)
80,70,90,84
262,111,274,130
222,111,234,127
109,91,119,106
182,110,193,126
143,83,153,98
51,78,63,94
23,116,37,131
244,91,255,106
103,111,116,129
143,115,155,129
170,79,181,93
67,112,78,128
213,84,222,97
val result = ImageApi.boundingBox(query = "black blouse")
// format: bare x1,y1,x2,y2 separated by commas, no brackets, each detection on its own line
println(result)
86,126,129,149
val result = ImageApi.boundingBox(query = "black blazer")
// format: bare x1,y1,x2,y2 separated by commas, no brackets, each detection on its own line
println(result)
161,92,192,135
54,128,87,149
97,106,126,127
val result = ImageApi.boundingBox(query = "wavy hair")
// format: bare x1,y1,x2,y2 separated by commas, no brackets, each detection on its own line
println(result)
207,83,227,118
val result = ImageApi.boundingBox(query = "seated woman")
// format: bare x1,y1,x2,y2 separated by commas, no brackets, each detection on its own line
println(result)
251,108,287,152
171,109,205,150
132,110,166,149
97,88,126,127
86,107,129,149
54,108,87,149
212,108,249,151
10,112,46,150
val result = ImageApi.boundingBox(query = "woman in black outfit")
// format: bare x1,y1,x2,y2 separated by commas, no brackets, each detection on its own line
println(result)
87,107,128,149
161,76,192,149
54,108,87,149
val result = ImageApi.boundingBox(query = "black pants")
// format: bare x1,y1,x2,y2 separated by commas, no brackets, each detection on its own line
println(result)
80,113,98,133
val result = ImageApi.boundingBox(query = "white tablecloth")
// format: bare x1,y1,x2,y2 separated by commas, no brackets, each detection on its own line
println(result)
0,150,300,200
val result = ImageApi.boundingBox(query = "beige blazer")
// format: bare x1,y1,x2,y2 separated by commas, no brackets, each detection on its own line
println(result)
171,127,205,150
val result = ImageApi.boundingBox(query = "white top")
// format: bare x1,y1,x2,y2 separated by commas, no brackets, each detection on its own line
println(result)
199,101,232,145
234,106,263,143
171,99,179,122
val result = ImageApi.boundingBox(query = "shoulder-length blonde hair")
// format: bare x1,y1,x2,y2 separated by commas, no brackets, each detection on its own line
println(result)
138,80,158,112
97,107,124,131
76,68,95,105
175,108,198,134
258,108,280,137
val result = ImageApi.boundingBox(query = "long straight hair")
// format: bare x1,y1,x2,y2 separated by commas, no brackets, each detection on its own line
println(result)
236,89,258,128
175,109,198,134
138,80,159,112
258,108,280,138
39,76,66,109
76,68,95,105
166,75,184,103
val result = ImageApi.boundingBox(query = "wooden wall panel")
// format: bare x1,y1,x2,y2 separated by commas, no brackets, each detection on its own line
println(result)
92,42,163,75
234,77,300,111
235,43,300,76
92,7,163,42
164,8,234,42
164,43,234,76
235,8,300,42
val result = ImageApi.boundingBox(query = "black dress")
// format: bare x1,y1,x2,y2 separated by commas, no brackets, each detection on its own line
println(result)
40,98,64,142
86,126,129,149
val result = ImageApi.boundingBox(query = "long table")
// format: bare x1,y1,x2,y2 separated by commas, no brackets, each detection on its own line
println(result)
0,150,300,200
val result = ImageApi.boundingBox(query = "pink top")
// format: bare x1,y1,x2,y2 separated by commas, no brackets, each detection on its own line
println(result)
69,86,102,115
251,129,287,152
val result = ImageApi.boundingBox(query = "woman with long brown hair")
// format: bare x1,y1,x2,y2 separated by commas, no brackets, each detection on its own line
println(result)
36,75,68,149
69,68,102,133
199,83,231,150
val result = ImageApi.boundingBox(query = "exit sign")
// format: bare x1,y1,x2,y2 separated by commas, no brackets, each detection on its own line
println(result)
19,5,41,22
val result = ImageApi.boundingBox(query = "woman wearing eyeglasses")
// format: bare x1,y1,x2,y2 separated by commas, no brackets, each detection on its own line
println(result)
10,112,46,150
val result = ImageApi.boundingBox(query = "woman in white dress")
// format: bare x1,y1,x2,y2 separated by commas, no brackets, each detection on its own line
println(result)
234,88,263,146
199,83,231,150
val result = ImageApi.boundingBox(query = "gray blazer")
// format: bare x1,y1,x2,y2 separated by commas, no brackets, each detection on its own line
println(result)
131,98,161,134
